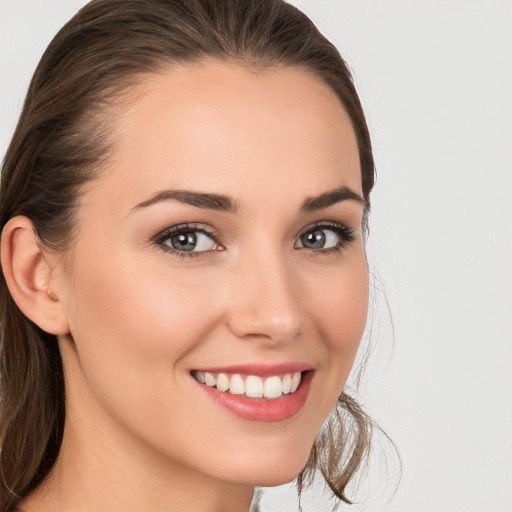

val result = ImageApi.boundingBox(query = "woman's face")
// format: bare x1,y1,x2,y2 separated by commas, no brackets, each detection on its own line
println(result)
57,61,368,486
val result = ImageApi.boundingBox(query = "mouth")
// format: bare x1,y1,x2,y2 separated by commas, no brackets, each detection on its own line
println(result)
191,364,314,422
192,370,302,399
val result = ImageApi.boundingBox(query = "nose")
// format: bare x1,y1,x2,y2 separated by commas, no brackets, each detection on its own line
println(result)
225,251,303,345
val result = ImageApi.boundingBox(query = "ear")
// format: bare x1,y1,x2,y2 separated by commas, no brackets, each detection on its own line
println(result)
1,216,70,335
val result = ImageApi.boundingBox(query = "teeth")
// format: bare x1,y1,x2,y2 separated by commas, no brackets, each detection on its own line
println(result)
290,372,301,393
194,370,303,399
204,372,216,387
245,376,264,398
264,376,283,399
230,374,245,395
282,374,291,394
216,373,230,392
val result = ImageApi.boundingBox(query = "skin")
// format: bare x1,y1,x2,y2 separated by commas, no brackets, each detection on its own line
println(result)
17,61,368,512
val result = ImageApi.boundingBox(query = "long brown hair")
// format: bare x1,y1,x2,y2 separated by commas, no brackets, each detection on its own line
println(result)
0,1,376,510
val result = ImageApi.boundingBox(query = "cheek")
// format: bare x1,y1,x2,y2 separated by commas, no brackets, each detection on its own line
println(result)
284,247,368,416
303,249,369,425
310,253,369,357
64,249,221,410
69,250,216,349
62,250,232,465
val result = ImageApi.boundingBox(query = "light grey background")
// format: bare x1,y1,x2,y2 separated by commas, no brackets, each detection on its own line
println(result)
1,2,511,511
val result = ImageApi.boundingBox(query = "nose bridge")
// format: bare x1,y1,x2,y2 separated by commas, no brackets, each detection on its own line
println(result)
227,246,303,343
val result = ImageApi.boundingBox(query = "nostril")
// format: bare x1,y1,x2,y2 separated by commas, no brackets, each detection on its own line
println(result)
227,309,302,344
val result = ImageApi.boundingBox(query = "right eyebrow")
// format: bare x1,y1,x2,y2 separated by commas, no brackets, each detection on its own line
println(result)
130,189,240,214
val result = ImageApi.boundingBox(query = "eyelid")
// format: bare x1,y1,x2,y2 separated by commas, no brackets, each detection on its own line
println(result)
295,220,355,251
296,220,354,237
153,222,216,243
153,222,224,257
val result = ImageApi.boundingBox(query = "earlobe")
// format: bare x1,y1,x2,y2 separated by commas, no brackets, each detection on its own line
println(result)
0,216,70,335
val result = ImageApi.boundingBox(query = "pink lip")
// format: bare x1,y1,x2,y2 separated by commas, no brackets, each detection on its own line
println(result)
193,368,314,423
192,362,314,377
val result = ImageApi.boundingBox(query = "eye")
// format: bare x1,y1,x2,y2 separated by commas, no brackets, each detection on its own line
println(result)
295,223,355,252
154,223,223,257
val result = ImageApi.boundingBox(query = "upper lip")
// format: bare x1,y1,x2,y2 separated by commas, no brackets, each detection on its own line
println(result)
191,363,314,377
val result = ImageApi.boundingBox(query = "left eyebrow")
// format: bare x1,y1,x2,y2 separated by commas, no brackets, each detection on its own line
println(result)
299,186,366,212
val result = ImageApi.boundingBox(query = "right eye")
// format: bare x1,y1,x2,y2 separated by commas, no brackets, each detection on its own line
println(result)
155,224,224,257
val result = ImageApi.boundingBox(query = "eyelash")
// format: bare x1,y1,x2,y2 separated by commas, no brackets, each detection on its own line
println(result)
153,223,221,259
297,221,355,254
153,221,355,259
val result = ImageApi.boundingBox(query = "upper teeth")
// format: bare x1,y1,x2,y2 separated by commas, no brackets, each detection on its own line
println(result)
194,371,302,399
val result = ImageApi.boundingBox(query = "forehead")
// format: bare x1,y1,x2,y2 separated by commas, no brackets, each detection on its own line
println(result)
86,60,361,213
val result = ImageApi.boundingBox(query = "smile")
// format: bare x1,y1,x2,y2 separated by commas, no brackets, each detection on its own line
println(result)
191,365,314,422
193,371,302,399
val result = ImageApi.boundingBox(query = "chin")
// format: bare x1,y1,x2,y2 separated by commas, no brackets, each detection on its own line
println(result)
252,468,306,488
218,442,313,488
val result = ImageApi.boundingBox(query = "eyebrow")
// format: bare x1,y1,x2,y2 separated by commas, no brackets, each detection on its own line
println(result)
300,185,366,212
132,189,240,214
131,185,365,214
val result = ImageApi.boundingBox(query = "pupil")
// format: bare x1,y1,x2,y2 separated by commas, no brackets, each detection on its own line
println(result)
304,230,325,249
172,232,197,251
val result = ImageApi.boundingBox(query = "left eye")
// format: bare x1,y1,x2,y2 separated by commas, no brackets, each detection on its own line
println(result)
295,224,353,251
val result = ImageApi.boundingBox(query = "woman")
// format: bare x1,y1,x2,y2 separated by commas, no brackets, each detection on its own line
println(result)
0,1,376,511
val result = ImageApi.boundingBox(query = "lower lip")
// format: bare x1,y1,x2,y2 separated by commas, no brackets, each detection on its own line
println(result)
196,371,314,423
